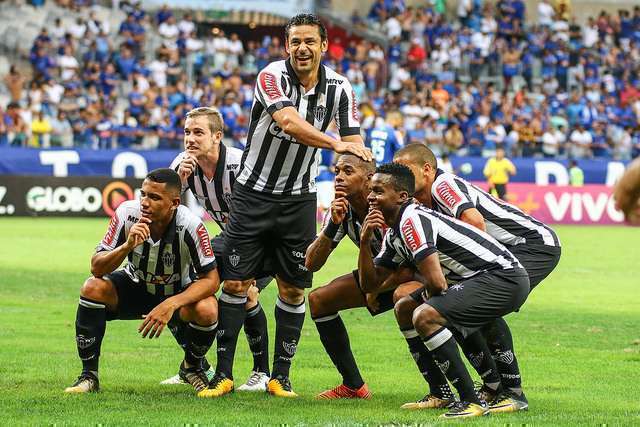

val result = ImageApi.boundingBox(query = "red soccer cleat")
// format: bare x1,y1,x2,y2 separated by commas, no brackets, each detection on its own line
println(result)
316,383,372,400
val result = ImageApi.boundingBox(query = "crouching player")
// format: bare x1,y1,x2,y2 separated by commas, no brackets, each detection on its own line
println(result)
359,163,529,418
64,168,220,394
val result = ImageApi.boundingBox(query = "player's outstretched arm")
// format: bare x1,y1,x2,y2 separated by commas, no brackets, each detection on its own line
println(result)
415,253,447,297
272,107,372,161
91,217,150,277
614,157,640,225
139,268,220,339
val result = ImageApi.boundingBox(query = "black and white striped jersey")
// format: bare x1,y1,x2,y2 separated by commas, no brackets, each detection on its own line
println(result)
170,143,242,228
321,205,386,255
374,202,521,285
237,59,361,196
431,169,560,247
96,201,217,296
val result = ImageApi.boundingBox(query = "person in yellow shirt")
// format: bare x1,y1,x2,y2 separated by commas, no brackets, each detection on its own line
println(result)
483,148,516,200
31,111,52,148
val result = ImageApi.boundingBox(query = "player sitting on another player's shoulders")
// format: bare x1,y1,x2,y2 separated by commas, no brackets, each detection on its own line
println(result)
64,168,220,395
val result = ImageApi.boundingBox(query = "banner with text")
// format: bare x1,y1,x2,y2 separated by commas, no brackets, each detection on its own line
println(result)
0,176,142,217
0,148,629,186
495,183,623,225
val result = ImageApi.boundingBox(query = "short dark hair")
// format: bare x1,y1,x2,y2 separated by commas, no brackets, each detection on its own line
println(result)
394,143,437,169
146,168,181,195
376,163,415,196
285,13,327,42
337,153,376,174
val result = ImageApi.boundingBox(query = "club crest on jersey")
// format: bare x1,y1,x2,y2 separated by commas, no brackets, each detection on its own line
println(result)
401,218,423,252
162,252,175,267
314,105,327,122
229,253,240,267
435,181,462,209
260,72,282,100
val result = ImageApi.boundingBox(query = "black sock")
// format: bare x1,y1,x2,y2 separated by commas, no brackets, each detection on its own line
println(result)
214,291,247,380
314,313,364,389
75,297,106,375
453,329,502,392
244,303,269,375
169,319,188,350
272,297,305,379
424,327,479,404
184,321,217,367
401,327,453,399
483,318,523,395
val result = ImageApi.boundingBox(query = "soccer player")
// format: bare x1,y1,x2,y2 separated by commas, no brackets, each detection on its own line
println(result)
199,14,371,399
365,112,404,165
359,163,530,418
159,107,271,391
306,154,446,400
394,144,561,412
614,157,640,225
483,147,516,200
64,168,220,394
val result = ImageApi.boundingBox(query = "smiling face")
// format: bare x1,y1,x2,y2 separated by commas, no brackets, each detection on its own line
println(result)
183,115,221,158
139,179,179,224
367,173,408,226
285,24,327,76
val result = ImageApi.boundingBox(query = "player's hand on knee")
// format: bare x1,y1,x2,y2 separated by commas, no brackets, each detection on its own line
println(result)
139,299,177,338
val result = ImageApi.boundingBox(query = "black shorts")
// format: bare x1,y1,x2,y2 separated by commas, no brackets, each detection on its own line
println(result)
212,233,273,291
104,270,182,321
509,244,561,290
222,184,315,289
424,268,530,338
352,269,395,316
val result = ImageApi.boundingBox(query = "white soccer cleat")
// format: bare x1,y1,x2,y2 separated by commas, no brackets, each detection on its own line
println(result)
160,374,187,385
237,371,269,392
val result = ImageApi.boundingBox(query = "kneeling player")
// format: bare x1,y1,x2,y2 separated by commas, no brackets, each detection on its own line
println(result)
64,169,220,394
307,154,451,402
359,163,529,418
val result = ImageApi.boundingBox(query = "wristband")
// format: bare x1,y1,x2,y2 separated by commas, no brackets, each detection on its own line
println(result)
323,220,340,239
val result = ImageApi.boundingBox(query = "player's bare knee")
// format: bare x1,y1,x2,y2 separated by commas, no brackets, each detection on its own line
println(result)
308,288,325,317
278,285,305,305
412,304,439,330
80,277,113,303
192,297,218,325
222,279,251,296
394,296,417,327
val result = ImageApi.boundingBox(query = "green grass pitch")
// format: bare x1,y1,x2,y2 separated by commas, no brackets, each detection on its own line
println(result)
1,218,639,425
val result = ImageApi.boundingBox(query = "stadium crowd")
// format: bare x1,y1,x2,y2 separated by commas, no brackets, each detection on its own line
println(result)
1,0,640,160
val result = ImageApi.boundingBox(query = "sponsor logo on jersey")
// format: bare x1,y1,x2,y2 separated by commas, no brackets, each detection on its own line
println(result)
351,90,359,121
326,78,343,84
260,72,282,100
401,218,423,252
102,215,119,246
436,181,462,209
196,224,214,258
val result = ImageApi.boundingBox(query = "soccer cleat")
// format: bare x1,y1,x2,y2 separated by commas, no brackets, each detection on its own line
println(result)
267,376,298,398
237,371,270,392
160,366,215,385
64,373,99,393
401,393,455,409
475,382,500,405
179,362,209,393
440,401,489,419
197,373,234,398
489,392,529,413
316,383,372,400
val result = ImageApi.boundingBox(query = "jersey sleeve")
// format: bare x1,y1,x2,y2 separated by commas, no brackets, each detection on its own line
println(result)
334,79,361,137
95,204,128,253
432,174,475,218
169,151,189,193
399,212,437,262
184,221,217,276
255,63,294,116
373,230,404,269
